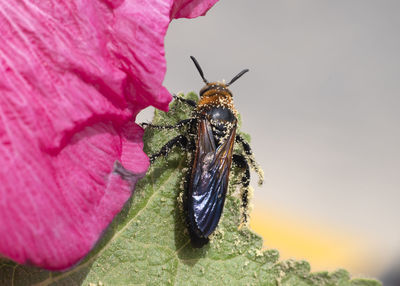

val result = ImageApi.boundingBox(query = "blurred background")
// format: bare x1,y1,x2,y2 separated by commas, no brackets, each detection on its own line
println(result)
138,0,400,282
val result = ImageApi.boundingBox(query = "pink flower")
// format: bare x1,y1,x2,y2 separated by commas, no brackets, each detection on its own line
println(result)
0,0,218,271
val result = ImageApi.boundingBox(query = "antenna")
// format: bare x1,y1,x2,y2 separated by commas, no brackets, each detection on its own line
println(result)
190,56,209,84
226,69,249,86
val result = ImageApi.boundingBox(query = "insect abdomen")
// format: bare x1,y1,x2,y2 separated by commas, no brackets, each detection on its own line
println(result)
186,111,237,247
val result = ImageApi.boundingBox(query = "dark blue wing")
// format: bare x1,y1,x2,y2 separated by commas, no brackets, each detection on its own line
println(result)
187,118,236,239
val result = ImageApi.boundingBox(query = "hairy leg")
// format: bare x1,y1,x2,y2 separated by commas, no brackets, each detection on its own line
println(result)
141,118,194,130
233,154,251,225
173,94,197,108
235,134,264,185
150,135,189,163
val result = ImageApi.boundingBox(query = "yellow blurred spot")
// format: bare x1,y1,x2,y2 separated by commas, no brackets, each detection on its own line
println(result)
249,205,379,276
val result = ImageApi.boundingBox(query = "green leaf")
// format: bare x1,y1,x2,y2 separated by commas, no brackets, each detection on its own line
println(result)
0,93,381,286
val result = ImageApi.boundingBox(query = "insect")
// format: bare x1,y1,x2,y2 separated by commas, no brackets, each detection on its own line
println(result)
142,56,264,247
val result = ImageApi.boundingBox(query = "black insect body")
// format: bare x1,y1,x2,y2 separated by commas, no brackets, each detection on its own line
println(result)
143,56,264,247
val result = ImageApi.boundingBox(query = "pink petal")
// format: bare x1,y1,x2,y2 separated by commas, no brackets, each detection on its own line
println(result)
171,0,219,19
0,0,218,270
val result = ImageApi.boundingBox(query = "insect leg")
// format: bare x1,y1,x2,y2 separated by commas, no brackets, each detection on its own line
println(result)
233,154,251,225
141,118,193,130
173,94,197,108
235,134,264,185
149,135,188,163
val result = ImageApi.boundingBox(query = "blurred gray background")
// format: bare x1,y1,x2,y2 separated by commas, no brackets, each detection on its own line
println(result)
138,0,400,279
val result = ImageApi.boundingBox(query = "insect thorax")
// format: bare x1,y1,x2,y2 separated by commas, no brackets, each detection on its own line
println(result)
196,83,238,145
197,82,238,118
